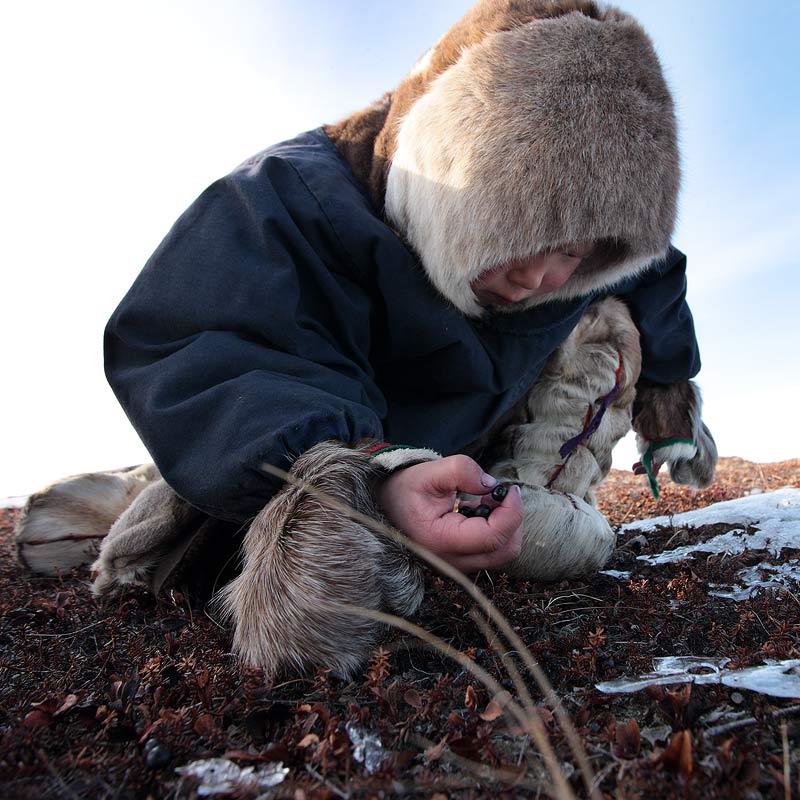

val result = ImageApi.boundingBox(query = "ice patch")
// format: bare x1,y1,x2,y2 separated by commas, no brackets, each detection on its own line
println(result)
346,722,385,774
175,758,288,796
599,569,631,580
596,657,800,699
710,561,800,601
621,488,800,565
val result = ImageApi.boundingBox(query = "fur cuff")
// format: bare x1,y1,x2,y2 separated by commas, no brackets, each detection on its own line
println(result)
91,478,206,595
220,440,425,678
637,439,698,464
365,442,442,472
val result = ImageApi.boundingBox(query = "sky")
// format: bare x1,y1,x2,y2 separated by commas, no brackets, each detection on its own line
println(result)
1,1,799,496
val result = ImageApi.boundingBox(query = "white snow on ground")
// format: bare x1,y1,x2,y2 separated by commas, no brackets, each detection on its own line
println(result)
599,569,631,580
710,561,800,601
620,486,800,605
623,487,800,565
0,496,27,509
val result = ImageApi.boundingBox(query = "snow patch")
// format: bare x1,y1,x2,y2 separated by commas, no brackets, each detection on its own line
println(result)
710,561,800,601
599,569,631,580
622,487,800,565
175,758,288,796
346,722,385,774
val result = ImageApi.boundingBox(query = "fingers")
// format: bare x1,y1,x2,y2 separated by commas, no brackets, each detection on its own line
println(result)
436,485,524,556
425,454,498,497
449,521,523,573
633,455,665,476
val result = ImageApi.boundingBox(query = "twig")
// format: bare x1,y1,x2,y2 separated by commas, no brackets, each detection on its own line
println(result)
409,732,545,790
305,764,350,799
28,619,109,638
703,704,800,740
618,500,639,526
779,586,800,608
336,603,571,798
757,463,768,492
261,462,600,800
471,609,537,721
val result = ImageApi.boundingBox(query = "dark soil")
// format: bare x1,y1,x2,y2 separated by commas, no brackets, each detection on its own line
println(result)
1,457,799,799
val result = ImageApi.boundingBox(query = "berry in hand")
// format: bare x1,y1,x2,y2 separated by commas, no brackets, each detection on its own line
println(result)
458,505,475,517
491,484,508,503
474,504,492,519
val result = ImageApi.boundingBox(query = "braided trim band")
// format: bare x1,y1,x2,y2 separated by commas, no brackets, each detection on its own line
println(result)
366,443,442,473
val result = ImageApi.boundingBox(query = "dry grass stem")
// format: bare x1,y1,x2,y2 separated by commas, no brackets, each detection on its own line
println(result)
333,602,573,799
408,732,546,790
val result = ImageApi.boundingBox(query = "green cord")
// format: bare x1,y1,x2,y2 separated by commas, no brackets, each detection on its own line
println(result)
642,437,696,500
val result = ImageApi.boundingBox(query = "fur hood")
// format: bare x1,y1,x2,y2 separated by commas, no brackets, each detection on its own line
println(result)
325,0,680,317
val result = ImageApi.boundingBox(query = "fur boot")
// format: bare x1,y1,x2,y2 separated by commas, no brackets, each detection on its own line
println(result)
91,477,209,596
15,463,158,575
214,440,424,679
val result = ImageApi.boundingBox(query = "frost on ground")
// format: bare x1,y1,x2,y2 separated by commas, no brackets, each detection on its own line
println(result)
174,758,288,796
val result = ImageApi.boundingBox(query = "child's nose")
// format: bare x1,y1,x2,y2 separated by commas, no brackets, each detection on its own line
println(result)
508,262,546,290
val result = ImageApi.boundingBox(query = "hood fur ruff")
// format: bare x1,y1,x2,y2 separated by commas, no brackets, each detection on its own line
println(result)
325,0,680,317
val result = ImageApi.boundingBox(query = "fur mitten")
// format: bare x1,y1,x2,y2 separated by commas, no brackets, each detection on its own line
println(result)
632,379,718,495
480,297,641,579
484,297,641,505
505,485,615,580
215,440,426,679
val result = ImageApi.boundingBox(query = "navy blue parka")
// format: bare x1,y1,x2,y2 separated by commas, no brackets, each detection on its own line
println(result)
105,129,700,523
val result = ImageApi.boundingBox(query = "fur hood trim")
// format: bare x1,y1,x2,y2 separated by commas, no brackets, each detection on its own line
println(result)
326,0,679,317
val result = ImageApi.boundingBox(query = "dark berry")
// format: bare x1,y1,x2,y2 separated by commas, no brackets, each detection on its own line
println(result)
143,737,161,754
145,743,172,770
490,484,508,503
458,505,475,517
474,504,492,519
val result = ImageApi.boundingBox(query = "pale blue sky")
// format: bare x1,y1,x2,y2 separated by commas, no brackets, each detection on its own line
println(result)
1,1,798,495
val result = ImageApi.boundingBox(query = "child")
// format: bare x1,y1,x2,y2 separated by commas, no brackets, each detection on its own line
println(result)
17,0,717,677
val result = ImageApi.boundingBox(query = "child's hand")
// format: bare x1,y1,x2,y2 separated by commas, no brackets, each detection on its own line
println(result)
376,455,524,572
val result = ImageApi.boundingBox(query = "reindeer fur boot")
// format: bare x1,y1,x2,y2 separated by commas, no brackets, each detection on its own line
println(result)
215,440,425,679
90,477,211,596
15,463,159,575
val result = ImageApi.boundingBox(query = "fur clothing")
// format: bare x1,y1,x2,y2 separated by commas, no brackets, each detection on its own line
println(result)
103,129,698,523
16,0,718,678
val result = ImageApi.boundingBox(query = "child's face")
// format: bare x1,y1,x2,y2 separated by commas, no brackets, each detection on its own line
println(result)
471,243,594,307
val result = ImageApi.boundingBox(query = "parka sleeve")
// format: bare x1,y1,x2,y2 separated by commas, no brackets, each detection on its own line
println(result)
104,157,387,522
614,246,701,384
